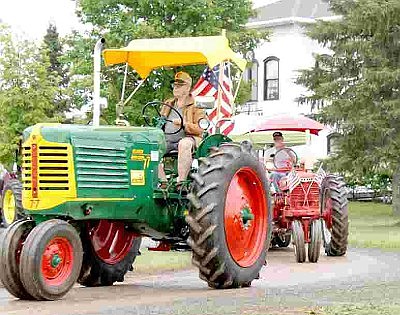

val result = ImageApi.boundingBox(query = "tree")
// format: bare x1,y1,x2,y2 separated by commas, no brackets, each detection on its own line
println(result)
0,25,59,165
43,23,70,117
297,0,400,214
66,0,268,125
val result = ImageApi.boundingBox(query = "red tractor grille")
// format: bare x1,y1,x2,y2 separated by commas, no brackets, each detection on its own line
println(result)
289,181,320,210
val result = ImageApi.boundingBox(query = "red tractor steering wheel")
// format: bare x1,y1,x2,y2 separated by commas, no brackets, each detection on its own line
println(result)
272,148,298,172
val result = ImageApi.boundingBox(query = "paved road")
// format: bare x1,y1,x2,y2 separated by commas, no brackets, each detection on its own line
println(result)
1,227,399,315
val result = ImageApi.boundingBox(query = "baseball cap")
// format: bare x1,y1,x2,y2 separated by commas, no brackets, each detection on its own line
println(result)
174,71,192,86
273,131,283,138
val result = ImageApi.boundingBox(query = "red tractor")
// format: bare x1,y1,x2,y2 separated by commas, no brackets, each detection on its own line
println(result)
252,115,348,263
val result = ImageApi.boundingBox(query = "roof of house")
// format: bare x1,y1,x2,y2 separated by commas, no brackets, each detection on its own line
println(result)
249,0,333,23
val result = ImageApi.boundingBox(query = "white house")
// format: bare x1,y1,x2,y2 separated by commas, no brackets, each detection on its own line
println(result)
232,0,340,161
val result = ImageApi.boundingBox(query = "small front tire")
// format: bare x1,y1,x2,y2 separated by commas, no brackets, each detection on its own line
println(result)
292,220,306,263
0,220,34,299
1,180,23,227
308,219,322,263
19,219,83,301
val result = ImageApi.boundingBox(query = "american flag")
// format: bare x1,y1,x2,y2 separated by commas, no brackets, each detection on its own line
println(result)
191,62,234,135
314,164,327,187
287,170,301,192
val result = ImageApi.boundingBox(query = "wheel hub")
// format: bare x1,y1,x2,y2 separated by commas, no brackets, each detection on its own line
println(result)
51,254,62,268
240,206,254,229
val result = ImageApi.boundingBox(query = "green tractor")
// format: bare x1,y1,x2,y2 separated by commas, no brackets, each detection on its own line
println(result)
0,35,271,301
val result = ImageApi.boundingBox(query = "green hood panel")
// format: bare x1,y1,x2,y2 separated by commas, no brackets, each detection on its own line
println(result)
23,123,167,199
24,124,165,149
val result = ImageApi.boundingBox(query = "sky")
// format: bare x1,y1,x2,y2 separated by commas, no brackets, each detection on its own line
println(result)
0,0,84,40
0,0,275,41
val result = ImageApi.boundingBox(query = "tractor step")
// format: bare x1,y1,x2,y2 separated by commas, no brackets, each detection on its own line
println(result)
148,242,171,251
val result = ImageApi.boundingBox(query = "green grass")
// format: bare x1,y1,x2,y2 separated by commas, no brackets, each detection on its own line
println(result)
348,201,400,250
320,304,400,315
133,249,192,274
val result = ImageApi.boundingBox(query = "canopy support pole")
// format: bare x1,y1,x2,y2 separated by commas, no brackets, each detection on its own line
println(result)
216,61,225,133
120,63,129,103
306,129,311,146
116,79,146,119
93,38,105,126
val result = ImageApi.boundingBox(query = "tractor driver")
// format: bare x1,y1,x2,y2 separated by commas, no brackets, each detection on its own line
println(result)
265,132,296,192
158,71,205,189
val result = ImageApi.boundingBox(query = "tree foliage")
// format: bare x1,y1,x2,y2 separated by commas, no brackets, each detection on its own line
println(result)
66,0,269,125
0,25,59,165
297,0,400,212
43,23,70,116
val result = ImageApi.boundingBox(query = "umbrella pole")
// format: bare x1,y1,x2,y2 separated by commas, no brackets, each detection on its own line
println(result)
306,129,311,146
216,61,224,133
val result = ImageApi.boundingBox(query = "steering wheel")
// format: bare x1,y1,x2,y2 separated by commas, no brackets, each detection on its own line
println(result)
142,101,184,135
273,148,298,170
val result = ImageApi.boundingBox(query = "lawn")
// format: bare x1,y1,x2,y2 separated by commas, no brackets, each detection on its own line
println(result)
133,249,192,274
320,304,400,315
348,201,400,250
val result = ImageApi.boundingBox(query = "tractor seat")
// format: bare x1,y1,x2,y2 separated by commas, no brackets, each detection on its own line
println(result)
163,150,179,158
163,150,196,159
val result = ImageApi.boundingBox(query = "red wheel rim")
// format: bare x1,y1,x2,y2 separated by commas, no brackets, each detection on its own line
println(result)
89,220,135,265
224,167,268,267
41,237,74,286
322,192,333,229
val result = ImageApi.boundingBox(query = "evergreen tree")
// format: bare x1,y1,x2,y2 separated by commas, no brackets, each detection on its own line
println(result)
43,23,70,116
297,0,400,214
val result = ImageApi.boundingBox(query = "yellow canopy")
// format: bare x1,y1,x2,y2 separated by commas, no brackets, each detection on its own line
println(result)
103,35,247,79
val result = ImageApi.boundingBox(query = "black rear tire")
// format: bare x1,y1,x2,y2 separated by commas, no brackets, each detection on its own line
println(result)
274,234,291,248
187,143,272,289
78,224,142,287
320,175,349,256
0,220,34,299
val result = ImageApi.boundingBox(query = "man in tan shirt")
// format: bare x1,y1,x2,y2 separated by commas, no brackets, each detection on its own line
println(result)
158,71,205,188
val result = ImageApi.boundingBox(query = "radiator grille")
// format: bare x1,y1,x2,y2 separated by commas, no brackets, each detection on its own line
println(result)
22,145,70,192
290,181,320,209
74,145,129,189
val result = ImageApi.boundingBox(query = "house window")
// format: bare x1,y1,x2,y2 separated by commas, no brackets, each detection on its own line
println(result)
264,57,279,100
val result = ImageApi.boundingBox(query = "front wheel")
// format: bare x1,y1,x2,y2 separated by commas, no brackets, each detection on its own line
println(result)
292,220,306,263
187,143,271,288
19,219,83,300
0,220,34,299
308,219,322,263
1,179,23,227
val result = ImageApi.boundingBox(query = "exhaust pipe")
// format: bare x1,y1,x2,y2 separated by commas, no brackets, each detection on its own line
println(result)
93,38,105,127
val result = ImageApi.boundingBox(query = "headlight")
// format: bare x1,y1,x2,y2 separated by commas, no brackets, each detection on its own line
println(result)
198,118,210,130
